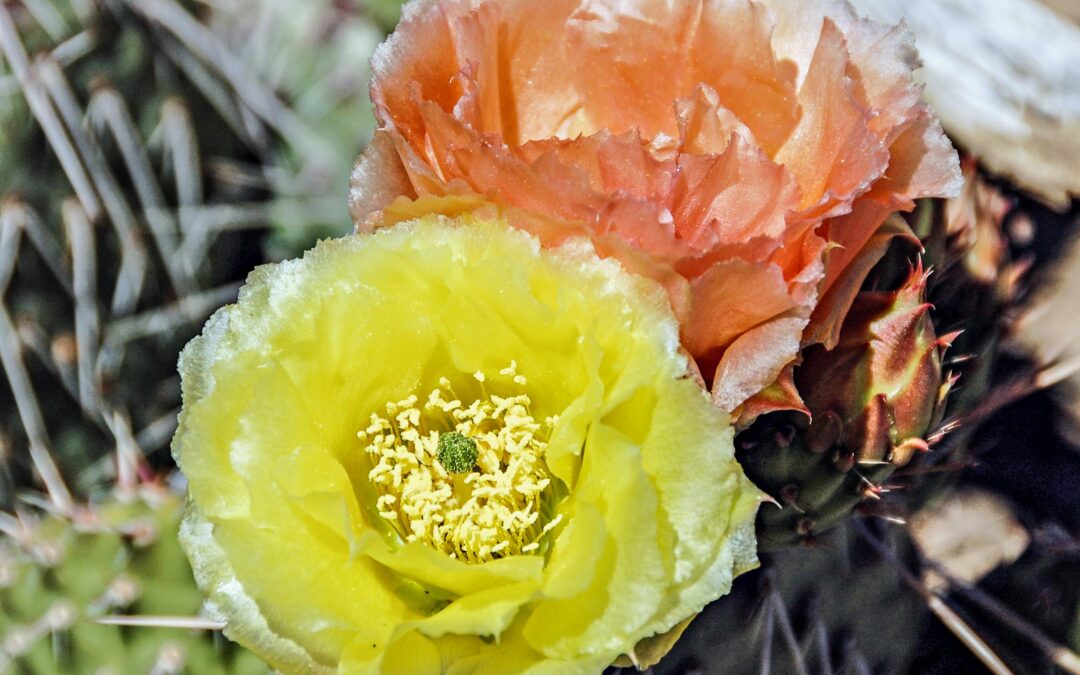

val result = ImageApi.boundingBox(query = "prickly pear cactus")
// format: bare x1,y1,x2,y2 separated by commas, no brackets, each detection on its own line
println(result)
740,165,1023,550
0,483,266,673
741,264,953,549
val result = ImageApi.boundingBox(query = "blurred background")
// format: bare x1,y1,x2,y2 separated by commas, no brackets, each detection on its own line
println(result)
0,0,1077,673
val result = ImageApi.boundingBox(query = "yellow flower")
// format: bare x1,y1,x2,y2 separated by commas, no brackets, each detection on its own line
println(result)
173,216,762,673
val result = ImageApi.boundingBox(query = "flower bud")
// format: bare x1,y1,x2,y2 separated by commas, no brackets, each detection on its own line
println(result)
798,263,950,467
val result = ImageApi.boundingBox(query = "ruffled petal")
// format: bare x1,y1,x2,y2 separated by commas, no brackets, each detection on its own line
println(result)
865,112,964,208
774,18,888,213
565,0,799,152
736,363,809,428
672,133,800,250
683,260,798,361
350,130,417,230
712,316,809,413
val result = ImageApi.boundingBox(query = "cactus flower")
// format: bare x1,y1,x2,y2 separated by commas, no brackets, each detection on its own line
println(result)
350,0,962,415
172,216,762,673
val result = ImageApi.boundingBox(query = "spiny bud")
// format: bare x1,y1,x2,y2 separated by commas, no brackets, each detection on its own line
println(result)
798,262,949,467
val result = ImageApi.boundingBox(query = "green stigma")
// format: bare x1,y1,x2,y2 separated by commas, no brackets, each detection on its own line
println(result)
437,432,478,474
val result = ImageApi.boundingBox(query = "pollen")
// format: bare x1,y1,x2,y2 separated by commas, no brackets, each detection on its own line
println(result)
359,363,560,563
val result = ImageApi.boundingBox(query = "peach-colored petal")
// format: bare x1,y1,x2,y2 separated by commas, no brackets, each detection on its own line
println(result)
675,85,757,155
350,130,417,230
736,363,809,428
683,261,796,360
675,236,784,279
819,202,896,295
451,0,588,144
369,0,462,149
384,124,463,199
672,134,800,250
866,112,964,208
378,193,502,228
521,130,674,206
764,0,961,200
712,317,808,413
417,103,596,220
419,107,695,260
827,6,923,139
563,0,799,152
774,19,888,213
782,231,830,307
677,0,800,156
765,0,916,127
372,0,591,146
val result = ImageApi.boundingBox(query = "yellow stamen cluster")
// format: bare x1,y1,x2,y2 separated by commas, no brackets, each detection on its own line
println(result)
360,363,561,563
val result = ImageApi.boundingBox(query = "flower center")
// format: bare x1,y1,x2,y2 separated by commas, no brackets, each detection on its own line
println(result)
360,363,561,563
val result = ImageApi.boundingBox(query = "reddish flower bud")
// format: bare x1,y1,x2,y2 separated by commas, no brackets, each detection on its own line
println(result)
797,263,947,467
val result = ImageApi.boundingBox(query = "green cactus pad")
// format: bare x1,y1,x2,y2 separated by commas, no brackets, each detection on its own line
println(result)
0,487,266,674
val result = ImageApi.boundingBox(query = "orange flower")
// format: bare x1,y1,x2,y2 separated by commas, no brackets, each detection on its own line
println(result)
350,0,961,417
